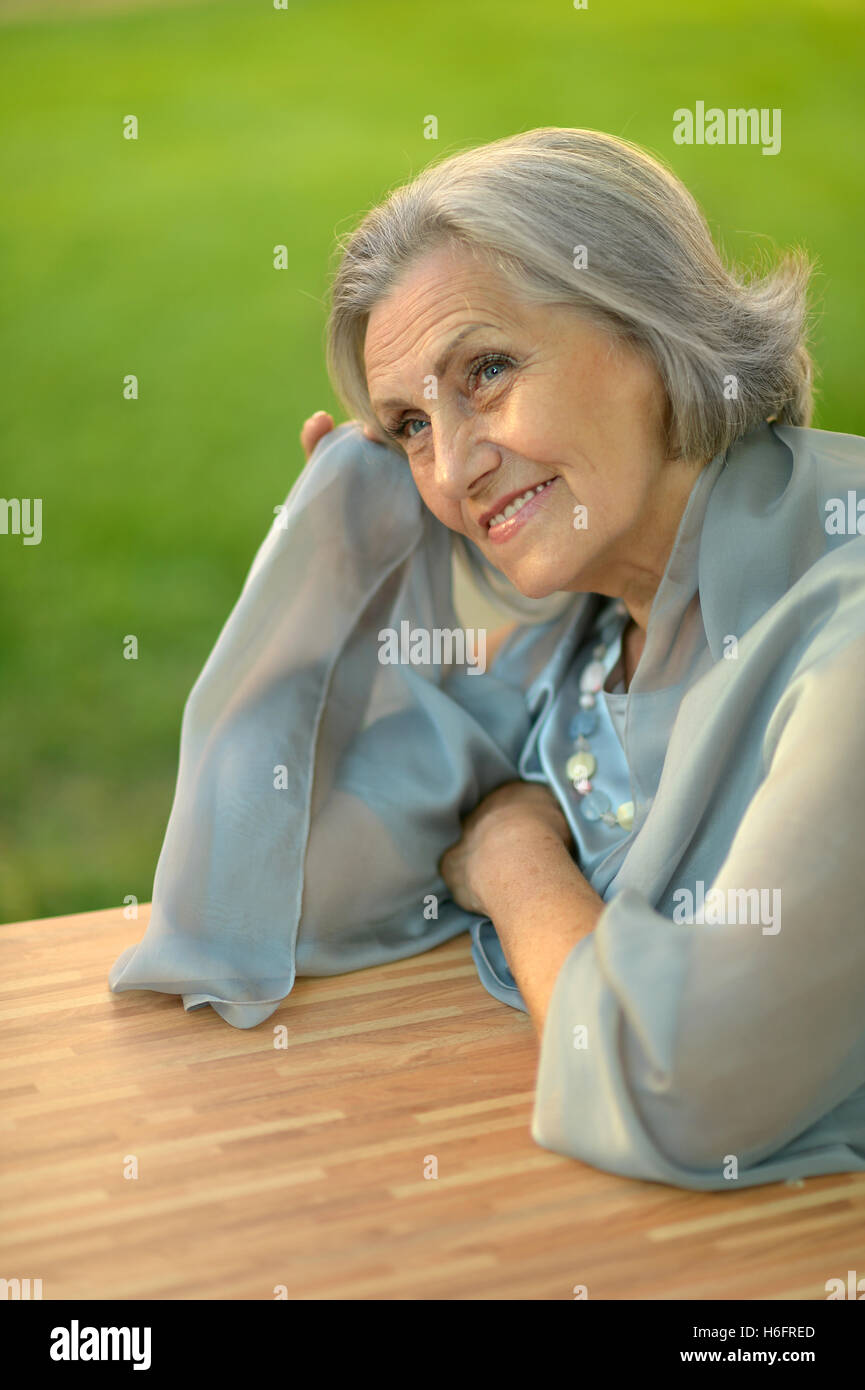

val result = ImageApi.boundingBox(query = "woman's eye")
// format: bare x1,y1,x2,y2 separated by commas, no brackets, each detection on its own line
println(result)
469,353,514,387
392,417,428,440
386,353,513,441
382,416,427,441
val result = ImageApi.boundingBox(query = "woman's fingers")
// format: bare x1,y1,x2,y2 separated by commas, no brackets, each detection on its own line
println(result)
299,411,334,461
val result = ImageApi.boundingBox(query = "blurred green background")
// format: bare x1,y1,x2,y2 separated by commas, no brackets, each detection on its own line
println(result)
1,0,862,923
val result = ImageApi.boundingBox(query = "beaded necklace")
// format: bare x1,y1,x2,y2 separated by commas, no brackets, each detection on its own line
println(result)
565,600,635,832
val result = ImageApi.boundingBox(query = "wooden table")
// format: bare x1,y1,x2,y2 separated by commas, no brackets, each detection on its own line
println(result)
1,905,862,1300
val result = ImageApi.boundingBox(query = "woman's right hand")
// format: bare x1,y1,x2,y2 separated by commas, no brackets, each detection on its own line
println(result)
299,411,387,462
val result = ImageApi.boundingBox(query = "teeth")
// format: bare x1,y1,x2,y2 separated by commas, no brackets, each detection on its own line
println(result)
488,479,554,528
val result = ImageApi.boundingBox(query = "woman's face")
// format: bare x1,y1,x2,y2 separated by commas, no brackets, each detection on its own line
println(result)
364,242,699,611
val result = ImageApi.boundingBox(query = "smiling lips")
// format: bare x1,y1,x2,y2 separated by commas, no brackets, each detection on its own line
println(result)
482,476,558,539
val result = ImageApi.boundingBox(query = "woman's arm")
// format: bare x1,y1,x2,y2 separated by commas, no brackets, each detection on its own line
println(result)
439,787,603,1035
441,636,865,1188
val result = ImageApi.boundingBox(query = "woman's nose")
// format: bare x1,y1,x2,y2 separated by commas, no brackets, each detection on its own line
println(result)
431,420,501,501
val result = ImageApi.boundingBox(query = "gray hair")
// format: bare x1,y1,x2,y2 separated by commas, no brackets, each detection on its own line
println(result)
326,126,814,465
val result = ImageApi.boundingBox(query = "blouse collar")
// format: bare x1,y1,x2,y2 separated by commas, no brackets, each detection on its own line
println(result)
634,420,803,689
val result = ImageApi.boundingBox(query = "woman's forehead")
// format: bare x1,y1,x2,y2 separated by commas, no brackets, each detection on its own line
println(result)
364,258,525,402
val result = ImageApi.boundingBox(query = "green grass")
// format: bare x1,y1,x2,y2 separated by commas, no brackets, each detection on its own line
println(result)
1,0,862,921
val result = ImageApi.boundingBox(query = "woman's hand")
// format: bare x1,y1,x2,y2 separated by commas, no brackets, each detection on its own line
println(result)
300,410,387,461
439,782,601,1034
439,781,573,915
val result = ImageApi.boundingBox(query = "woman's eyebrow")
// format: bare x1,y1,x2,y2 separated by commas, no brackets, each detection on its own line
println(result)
370,322,500,413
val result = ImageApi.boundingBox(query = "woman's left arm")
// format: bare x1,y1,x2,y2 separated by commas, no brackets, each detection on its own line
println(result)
441,634,865,1188
439,782,605,1036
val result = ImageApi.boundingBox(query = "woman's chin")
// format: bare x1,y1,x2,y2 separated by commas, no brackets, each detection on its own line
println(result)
503,564,577,601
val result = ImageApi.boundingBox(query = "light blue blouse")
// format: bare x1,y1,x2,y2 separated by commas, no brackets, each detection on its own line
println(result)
109,418,865,1192
471,422,865,1190
472,597,636,1000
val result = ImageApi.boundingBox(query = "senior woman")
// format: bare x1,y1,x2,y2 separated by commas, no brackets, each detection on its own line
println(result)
110,128,865,1193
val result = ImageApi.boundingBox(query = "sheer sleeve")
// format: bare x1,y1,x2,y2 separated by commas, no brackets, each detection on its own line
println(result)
531,633,865,1188
108,423,570,1028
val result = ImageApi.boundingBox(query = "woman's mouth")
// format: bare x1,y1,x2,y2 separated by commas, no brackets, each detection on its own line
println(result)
485,477,558,543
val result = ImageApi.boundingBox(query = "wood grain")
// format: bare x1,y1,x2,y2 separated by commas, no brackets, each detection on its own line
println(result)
0,904,861,1300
